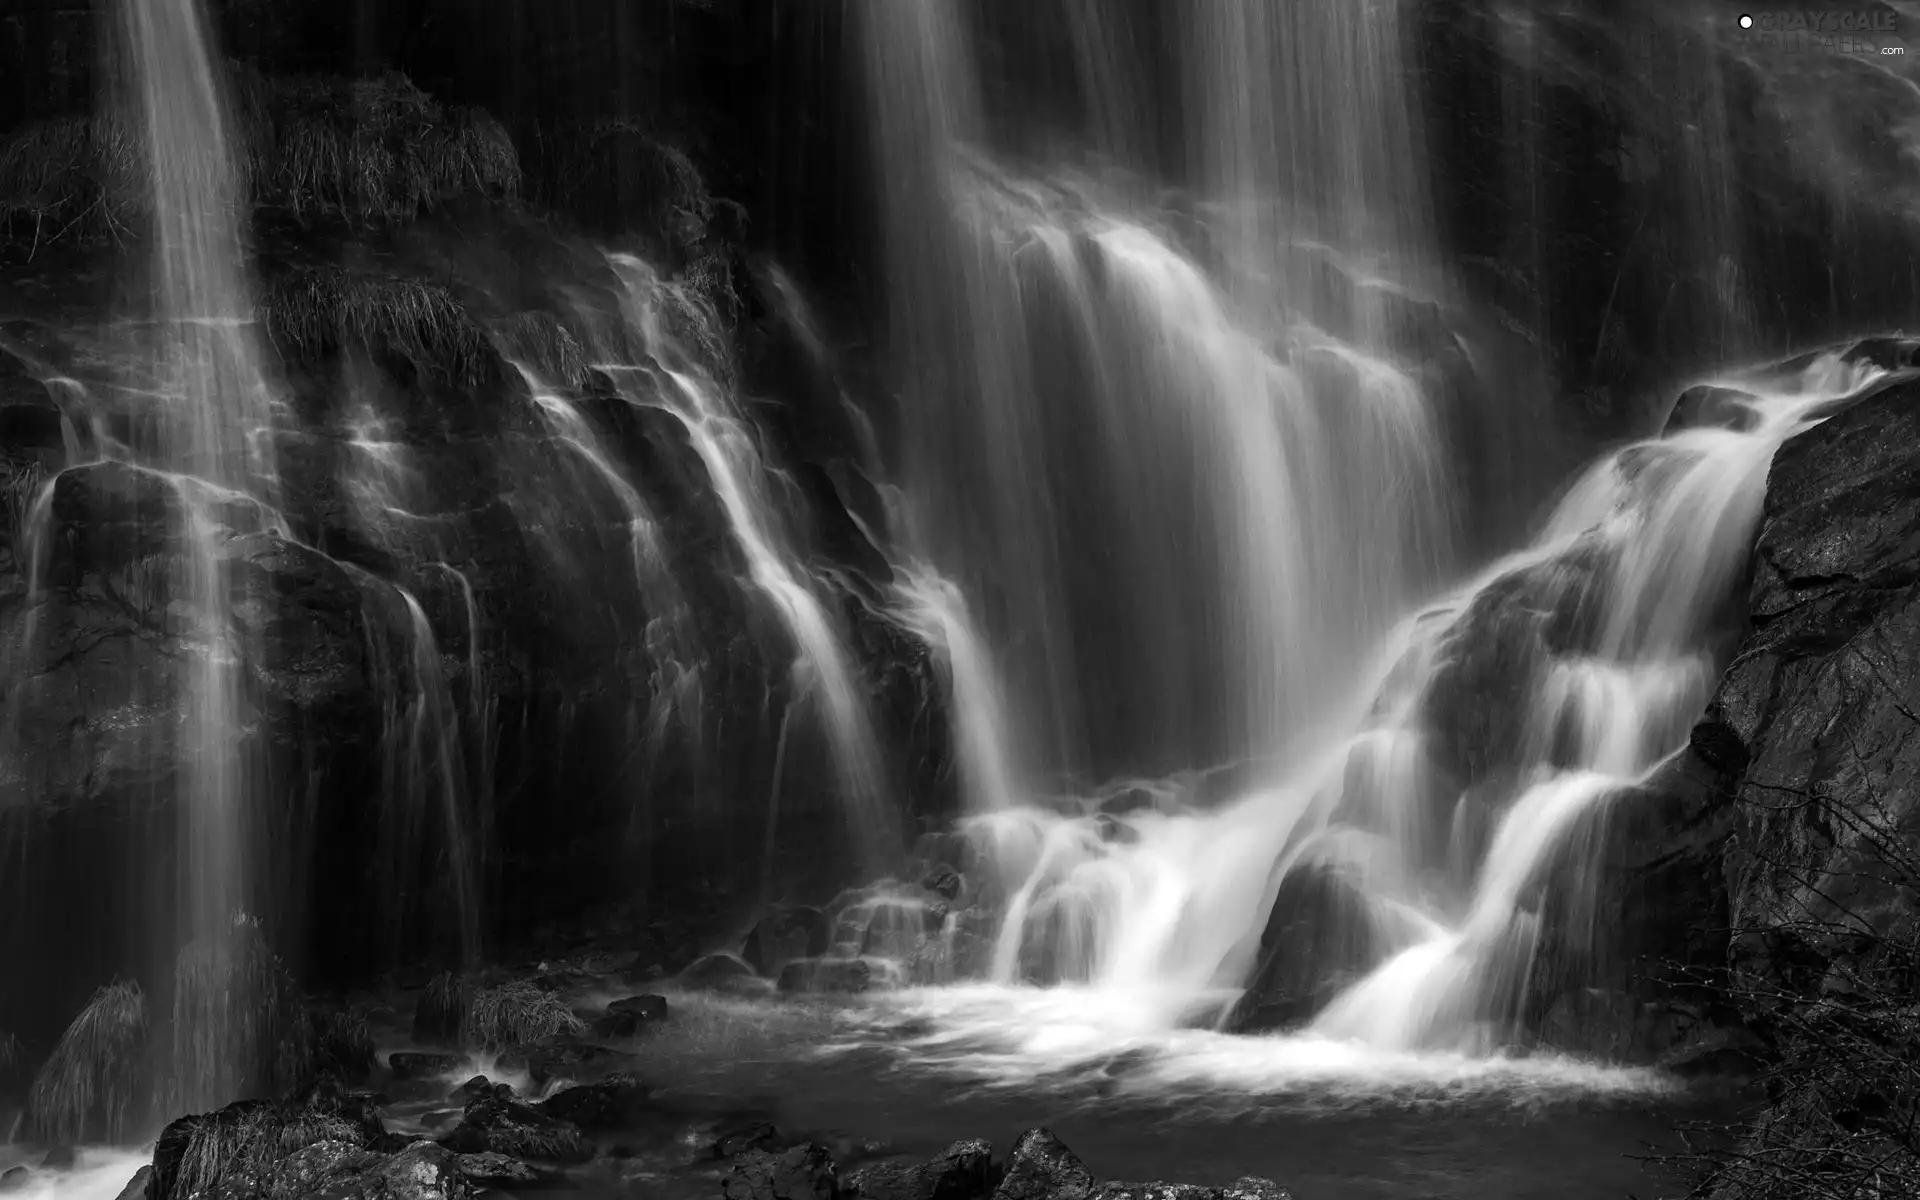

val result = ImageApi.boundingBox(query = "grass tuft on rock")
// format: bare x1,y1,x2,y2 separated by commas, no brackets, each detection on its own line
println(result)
294,1003,379,1082
464,982,585,1051
0,116,145,253
0,67,518,251
414,971,471,1046
264,265,495,384
26,979,148,1144
236,68,520,227
169,1102,287,1200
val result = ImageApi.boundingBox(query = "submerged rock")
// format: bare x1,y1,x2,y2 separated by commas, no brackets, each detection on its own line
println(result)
592,992,670,1037
449,1076,512,1104
711,1122,791,1161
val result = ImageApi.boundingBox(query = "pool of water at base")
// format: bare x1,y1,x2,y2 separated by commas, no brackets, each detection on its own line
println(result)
0,986,1748,1200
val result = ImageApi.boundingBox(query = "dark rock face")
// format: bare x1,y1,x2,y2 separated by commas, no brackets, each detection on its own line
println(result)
1539,369,1920,1060
1233,864,1378,1031
1712,376,1920,1001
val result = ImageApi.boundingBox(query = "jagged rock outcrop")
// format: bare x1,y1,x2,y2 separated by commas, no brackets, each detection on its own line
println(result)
1540,358,1920,1061
1708,371,1920,998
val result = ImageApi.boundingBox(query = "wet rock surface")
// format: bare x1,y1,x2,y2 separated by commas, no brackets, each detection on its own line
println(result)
1711,371,1920,996
436,1091,592,1163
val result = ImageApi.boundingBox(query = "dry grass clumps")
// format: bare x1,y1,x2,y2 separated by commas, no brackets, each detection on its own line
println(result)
25,979,148,1144
263,265,495,384
291,1003,379,1083
0,116,145,253
167,1101,285,1199
235,67,520,227
0,67,519,251
413,970,470,1045
464,981,585,1051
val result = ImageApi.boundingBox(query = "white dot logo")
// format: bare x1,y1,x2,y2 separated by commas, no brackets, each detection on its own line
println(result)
1739,14,1754,28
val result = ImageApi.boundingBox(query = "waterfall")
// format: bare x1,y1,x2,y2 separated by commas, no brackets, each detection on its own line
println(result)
116,0,279,1109
859,0,1459,784
850,0,1904,1054
563,254,900,874
949,351,1891,1050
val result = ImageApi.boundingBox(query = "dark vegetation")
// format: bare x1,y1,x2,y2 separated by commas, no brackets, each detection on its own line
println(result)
1657,779,1920,1199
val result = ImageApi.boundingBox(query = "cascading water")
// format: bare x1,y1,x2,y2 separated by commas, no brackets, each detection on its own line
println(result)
872,349,1897,1081
562,254,900,874
861,0,1459,784
844,0,1909,1074
116,0,280,1108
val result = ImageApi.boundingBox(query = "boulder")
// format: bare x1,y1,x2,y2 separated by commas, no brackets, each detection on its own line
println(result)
1232,863,1379,1030
712,1122,791,1161
721,1143,839,1200
992,1129,1095,1200
451,1151,567,1189
843,1139,994,1200
266,1140,472,1200
590,992,669,1038
515,1037,636,1087
449,1076,511,1104
538,1073,652,1129
437,1093,591,1164
743,906,832,978
1664,384,1761,435
1710,376,1920,1002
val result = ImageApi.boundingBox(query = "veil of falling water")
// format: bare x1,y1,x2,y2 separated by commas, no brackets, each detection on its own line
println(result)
557,255,902,875
855,0,1908,1067
116,0,281,1107
862,0,1456,784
